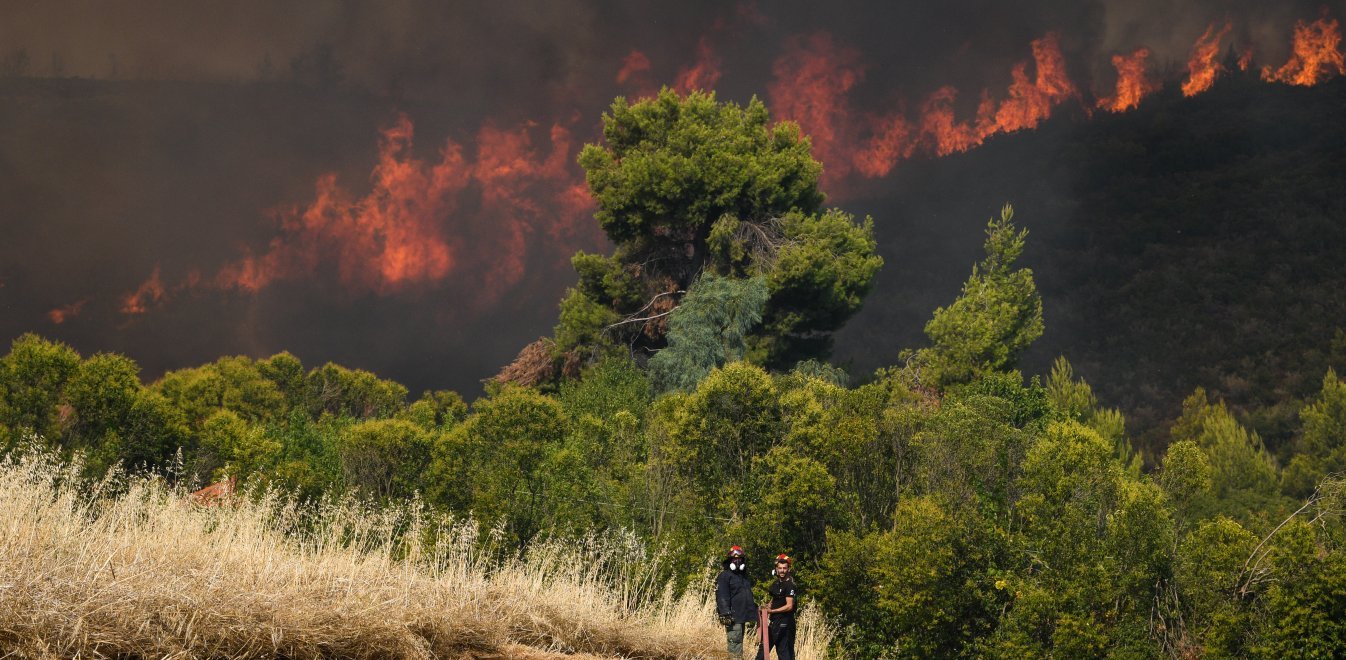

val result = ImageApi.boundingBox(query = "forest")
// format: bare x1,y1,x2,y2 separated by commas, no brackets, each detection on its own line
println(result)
4,89,1345,658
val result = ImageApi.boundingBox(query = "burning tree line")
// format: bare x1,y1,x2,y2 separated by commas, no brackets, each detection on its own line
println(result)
55,10,1344,328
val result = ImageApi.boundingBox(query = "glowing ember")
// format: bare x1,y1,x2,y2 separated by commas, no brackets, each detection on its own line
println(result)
1262,16,1346,86
1183,22,1232,96
1098,47,1158,112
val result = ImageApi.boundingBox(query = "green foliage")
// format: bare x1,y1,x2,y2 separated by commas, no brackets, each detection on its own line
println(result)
304,362,408,419
913,205,1043,389
648,275,768,393
1250,521,1346,657
553,287,620,354
734,445,849,563
911,380,1035,514
1046,356,1142,474
657,362,781,511
995,421,1171,656
1283,370,1346,498
0,333,80,444
1160,439,1213,525
1173,516,1257,649
65,352,188,473
337,419,434,501
198,409,281,482
1172,388,1289,524
430,386,567,543
816,498,1000,657
579,88,822,246
154,356,287,427
754,209,883,366
554,89,879,373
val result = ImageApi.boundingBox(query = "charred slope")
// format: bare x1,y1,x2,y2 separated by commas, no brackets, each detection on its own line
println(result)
835,73,1346,457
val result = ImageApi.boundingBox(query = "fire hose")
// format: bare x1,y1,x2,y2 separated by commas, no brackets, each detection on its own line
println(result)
758,605,770,657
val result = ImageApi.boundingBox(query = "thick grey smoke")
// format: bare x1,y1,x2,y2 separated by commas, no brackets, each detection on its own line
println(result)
0,0,1338,396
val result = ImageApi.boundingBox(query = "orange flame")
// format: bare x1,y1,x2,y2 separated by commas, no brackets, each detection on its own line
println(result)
1262,15,1346,86
982,33,1078,136
674,37,723,94
121,266,166,314
912,32,1079,159
768,32,865,185
616,50,657,98
854,113,916,178
616,50,652,85
918,86,981,157
215,115,465,295
1238,46,1254,71
1183,22,1232,96
124,114,594,315
47,299,88,324
1098,47,1159,112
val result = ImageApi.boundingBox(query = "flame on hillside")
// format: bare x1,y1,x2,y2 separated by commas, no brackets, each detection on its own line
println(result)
94,9,1346,323
121,116,593,315
1099,48,1159,112
769,32,1078,182
1263,16,1346,86
1183,22,1233,96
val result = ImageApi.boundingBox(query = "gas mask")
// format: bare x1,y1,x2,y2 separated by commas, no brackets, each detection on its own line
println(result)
730,560,744,571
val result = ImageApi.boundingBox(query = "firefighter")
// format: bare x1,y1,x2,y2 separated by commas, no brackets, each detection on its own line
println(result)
715,545,756,657
757,553,798,660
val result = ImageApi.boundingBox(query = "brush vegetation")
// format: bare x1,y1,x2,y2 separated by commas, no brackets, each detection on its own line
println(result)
0,448,832,658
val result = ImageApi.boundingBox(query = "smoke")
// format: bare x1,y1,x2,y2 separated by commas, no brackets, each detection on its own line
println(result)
1,0,1343,396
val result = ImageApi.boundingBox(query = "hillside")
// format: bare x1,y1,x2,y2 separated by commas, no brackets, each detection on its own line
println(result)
835,73,1346,456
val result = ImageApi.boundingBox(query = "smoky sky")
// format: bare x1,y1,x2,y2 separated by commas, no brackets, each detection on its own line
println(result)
0,0,1341,397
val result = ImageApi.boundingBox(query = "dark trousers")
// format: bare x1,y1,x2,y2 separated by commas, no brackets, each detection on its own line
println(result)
756,620,795,660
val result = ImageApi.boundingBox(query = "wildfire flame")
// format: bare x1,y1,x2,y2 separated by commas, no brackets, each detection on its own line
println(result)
767,32,866,185
1098,47,1159,112
674,37,724,94
47,299,88,324
97,10,1346,325
1238,46,1254,71
121,266,166,314
214,115,465,295
1263,16,1346,86
1184,22,1233,96
121,115,594,315
768,31,1080,184
616,50,657,98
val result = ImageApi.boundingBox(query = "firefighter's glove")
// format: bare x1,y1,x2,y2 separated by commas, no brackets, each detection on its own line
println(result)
718,613,734,627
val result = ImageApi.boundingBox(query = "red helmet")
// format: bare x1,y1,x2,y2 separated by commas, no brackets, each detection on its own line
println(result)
775,553,792,566
728,545,745,558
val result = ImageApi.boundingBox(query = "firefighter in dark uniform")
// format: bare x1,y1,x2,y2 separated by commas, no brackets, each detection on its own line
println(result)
757,553,798,660
716,545,756,657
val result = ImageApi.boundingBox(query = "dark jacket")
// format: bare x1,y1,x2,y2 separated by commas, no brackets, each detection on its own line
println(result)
716,558,756,623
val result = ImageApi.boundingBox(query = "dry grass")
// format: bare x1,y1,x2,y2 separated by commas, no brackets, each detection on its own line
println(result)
0,451,834,659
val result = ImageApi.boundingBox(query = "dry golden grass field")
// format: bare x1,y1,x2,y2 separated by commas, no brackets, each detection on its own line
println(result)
0,451,833,658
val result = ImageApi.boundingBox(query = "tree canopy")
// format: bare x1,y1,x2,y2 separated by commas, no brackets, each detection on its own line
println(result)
524,89,880,385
